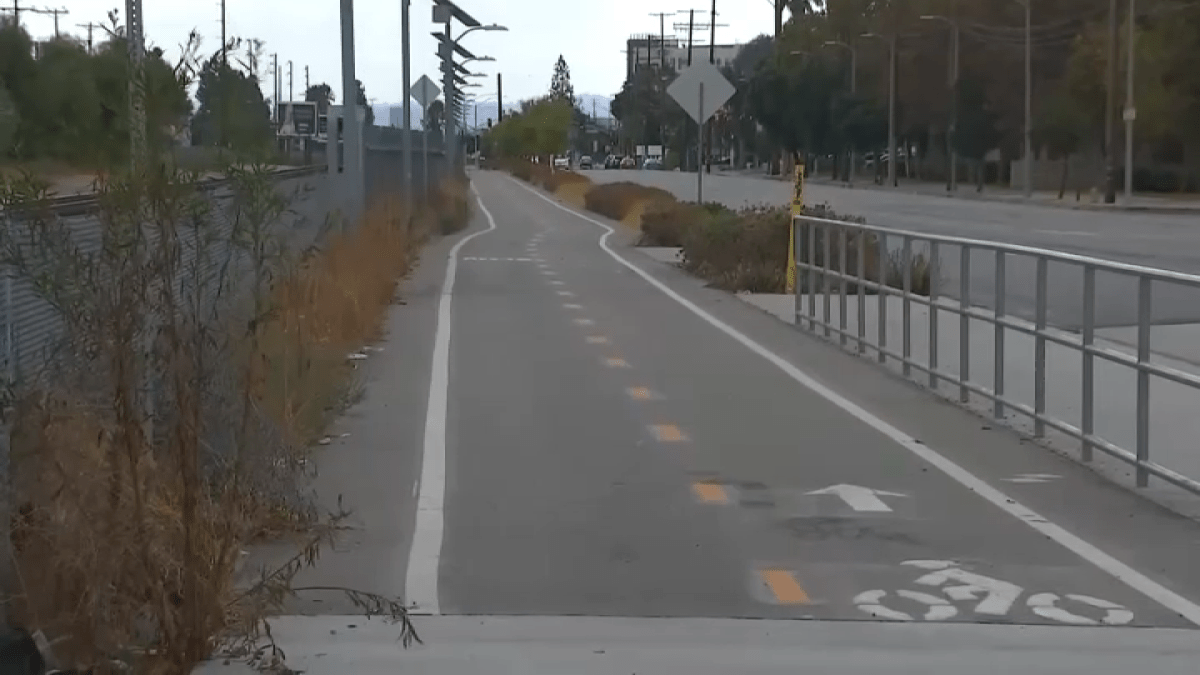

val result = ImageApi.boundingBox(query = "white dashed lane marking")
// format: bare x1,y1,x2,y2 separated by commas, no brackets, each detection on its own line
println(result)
462,257,534,262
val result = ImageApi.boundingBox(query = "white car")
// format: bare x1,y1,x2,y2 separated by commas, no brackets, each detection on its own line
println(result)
553,156,570,169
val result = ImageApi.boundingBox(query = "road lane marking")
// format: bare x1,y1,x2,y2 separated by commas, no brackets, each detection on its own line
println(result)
692,482,729,504
541,271,557,276
760,570,812,605
626,386,660,400
649,424,687,442
586,336,609,344
407,182,498,616
563,303,584,310
806,484,907,512
506,175,1200,626
557,290,575,296
550,280,565,285
603,357,630,368
574,318,595,325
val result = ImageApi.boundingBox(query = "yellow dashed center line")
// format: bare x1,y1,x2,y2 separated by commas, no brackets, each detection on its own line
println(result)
603,357,630,368
760,569,812,605
586,336,609,344
626,386,657,400
691,482,729,504
649,424,688,442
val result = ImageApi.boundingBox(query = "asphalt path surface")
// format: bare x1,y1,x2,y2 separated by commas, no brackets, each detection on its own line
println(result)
583,169,1200,329
249,170,1200,673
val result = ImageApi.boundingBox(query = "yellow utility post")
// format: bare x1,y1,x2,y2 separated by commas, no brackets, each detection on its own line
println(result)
787,162,806,293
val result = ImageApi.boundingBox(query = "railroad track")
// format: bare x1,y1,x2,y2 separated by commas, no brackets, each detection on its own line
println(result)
3,165,327,218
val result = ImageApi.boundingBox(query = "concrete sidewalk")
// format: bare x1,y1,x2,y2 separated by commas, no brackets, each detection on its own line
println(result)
639,246,1200,516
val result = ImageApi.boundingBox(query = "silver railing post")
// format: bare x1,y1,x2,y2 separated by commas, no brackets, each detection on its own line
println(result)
928,241,940,388
1136,276,1152,487
993,250,1006,419
901,235,913,377
838,226,848,346
856,230,867,353
807,222,817,331
959,245,971,403
877,232,888,364
1081,265,1096,462
822,223,832,338
1034,256,1048,437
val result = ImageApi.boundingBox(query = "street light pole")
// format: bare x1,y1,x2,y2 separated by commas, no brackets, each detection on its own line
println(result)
1124,0,1136,202
1104,0,1118,203
823,40,857,185
920,15,960,192
340,0,363,221
401,0,413,204
1022,0,1032,198
863,32,897,187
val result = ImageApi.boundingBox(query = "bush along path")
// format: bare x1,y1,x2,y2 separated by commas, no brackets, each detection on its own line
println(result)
501,160,932,296
0,165,471,674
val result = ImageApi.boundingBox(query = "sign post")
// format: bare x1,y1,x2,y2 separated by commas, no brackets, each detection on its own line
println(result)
667,62,734,203
787,161,805,294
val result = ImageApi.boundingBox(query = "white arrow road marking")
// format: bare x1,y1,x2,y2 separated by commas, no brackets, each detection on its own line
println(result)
854,590,958,622
1027,593,1135,626
806,484,907,512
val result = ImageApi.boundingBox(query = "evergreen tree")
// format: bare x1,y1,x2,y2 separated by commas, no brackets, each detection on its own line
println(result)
549,55,575,106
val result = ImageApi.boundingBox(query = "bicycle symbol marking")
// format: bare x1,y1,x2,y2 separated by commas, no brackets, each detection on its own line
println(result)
854,560,1135,626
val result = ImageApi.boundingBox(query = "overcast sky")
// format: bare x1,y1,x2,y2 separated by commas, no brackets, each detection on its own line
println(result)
19,0,781,105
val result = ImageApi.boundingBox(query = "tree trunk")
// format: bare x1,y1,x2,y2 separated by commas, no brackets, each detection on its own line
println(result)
1058,155,1069,200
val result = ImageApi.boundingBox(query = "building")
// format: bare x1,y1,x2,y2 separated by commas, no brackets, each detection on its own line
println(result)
626,34,744,78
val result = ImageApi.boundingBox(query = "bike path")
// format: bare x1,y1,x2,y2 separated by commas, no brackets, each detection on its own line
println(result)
448,171,1200,628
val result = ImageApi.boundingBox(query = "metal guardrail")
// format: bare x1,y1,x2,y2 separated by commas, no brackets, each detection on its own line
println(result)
792,214,1200,496
2,165,326,218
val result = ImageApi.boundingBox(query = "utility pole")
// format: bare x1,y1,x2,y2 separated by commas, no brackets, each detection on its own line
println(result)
401,0,413,205
340,0,363,221
220,0,227,66
126,0,146,171
77,21,100,54
1104,0,1118,203
649,12,671,69
774,0,784,37
1124,0,1136,202
1021,0,1032,198
305,65,310,92
43,7,67,37
288,60,294,102
497,72,503,121
706,0,717,174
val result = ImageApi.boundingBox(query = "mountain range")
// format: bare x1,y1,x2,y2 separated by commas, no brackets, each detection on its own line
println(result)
372,93,614,131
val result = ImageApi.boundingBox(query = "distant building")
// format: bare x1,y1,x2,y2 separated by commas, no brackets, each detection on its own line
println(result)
626,34,744,79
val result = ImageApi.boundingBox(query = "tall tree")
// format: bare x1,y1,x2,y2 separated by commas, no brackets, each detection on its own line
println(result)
191,52,271,152
354,78,374,126
305,83,335,114
549,55,575,105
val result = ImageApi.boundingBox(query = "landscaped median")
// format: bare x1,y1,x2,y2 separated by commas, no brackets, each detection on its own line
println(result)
498,159,930,296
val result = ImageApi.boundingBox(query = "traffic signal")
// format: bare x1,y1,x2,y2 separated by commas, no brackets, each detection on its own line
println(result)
487,117,493,128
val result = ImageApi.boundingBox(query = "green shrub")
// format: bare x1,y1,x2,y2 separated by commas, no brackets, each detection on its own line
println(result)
542,169,590,192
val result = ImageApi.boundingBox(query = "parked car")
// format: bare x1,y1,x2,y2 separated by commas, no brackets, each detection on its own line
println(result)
578,156,593,170
553,156,570,169
620,156,637,169
642,158,664,170
605,155,623,169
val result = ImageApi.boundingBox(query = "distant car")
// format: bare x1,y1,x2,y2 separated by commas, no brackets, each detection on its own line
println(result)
553,156,570,169
578,156,593,170
605,155,623,169
643,158,663,171
620,156,637,169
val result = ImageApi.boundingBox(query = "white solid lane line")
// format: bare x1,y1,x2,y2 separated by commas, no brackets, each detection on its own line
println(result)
505,176,1200,627
405,182,498,616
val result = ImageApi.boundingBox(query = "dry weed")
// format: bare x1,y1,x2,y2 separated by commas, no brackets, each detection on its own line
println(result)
0,167,461,673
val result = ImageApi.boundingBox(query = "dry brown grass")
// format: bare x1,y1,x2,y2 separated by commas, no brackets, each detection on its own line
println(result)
0,169,470,673
581,182,676,227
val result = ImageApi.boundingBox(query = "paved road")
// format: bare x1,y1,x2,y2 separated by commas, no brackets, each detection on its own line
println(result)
584,169,1200,329
229,170,1200,673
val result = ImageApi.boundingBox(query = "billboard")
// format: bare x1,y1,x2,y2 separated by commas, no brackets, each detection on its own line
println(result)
275,101,318,137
